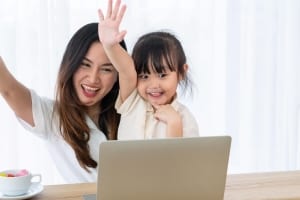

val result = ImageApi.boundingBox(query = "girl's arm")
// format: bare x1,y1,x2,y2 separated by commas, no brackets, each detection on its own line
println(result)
98,0,136,102
0,56,34,126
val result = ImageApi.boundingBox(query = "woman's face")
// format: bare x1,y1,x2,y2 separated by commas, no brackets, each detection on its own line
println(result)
73,42,117,108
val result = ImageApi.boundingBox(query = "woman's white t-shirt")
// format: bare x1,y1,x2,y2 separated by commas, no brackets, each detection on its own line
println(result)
18,90,107,183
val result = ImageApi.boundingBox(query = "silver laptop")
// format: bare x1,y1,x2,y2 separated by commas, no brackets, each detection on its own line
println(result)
94,136,231,200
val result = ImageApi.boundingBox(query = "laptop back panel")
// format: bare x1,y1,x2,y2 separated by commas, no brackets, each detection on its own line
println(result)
97,136,231,200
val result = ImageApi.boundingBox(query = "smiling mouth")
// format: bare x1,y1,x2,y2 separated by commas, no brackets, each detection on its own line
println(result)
147,92,162,97
81,84,100,95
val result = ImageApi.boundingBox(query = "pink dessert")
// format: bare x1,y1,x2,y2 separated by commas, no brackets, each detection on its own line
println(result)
0,169,29,177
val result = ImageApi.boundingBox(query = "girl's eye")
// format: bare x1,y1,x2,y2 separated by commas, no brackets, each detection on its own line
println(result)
158,73,167,78
138,74,149,79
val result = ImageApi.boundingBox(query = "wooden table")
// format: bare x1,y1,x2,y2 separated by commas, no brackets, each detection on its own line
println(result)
31,183,96,200
31,171,300,200
225,171,300,200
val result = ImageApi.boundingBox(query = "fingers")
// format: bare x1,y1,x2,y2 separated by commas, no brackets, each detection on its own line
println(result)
99,0,126,22
111,0,121,19
116,30,127,41
116,4,126,24
98,9,104,21
106,0,113,18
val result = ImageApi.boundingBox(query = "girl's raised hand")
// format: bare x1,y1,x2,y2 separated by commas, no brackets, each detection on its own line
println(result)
98,0,127,47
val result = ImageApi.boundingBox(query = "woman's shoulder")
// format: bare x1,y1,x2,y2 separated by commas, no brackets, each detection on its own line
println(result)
30,89,55,106
28,89,60,137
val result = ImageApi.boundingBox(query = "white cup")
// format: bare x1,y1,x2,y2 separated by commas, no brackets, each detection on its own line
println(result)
0,169,42,196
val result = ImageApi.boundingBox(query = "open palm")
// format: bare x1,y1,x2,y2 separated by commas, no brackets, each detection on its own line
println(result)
98,0,127,46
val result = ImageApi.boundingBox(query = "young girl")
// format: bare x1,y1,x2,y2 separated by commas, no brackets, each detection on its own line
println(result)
0,23,127,183
98,0,199,139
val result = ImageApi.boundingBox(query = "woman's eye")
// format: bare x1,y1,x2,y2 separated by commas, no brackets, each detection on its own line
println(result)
100,68,113,73
81,62,90,67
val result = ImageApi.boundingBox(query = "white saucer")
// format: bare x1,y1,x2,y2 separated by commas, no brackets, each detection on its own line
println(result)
0,183,43,200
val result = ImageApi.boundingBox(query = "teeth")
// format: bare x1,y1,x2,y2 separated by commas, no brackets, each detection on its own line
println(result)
147,90,162,93
148,92,161,97
82,84,99,91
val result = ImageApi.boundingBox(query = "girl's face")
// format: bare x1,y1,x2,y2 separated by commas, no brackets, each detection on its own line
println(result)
137,66,180,106
73,42,117,109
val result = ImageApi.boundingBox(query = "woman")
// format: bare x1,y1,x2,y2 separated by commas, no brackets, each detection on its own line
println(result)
0,22,127,183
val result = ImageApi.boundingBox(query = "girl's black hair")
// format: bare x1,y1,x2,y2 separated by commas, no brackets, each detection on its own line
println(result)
132,31,190,91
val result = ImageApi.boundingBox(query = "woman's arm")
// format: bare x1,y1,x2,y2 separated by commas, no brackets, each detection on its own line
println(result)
0,56,34,126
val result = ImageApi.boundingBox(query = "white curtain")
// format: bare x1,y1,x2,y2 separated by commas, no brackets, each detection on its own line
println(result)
0,0,299,184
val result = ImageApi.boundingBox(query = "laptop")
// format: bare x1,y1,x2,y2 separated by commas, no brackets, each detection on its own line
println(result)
91,136,231,200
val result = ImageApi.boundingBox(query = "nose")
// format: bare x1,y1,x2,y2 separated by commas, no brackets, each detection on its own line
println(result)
148,76,160,88
88,67,100,84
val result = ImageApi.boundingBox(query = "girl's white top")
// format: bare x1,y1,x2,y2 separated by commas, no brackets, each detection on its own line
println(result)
116,89,199,140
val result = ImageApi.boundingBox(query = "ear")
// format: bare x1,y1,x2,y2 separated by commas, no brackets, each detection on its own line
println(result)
179,64,189,81
183,63,189,72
